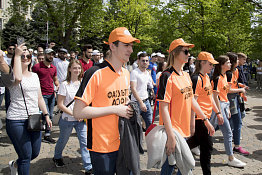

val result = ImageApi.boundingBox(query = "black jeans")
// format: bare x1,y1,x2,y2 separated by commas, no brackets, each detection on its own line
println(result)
187,120,213,175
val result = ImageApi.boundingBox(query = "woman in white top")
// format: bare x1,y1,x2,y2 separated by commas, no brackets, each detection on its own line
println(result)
6,44,51,175
53,59,92,174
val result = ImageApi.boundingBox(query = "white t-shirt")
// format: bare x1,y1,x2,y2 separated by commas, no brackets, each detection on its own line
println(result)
58,81,80,121
130,68,153,102
3,55,12,66
257,67,262,75
156,71,162,82
6,73,41,120
52,58,69,84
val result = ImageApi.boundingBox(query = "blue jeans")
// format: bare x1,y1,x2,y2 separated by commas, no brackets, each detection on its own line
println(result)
43,93,55,135
136,99,152,129
6,119,42,175
90,151,118,175
54,118,92,171
210,101,233,156
230,99,242,146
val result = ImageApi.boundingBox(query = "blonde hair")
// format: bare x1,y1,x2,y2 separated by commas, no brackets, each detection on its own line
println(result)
166,46,183,69
65,59,83,83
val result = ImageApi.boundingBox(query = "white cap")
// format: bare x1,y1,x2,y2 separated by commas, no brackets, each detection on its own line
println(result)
92,50,100,56
151,53,157,57
28,49,33,52
137,51,143,56
160,54,165,58
34,50,37,54
156,52,162,57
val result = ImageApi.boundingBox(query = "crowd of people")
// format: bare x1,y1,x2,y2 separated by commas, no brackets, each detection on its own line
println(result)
0,27,260,175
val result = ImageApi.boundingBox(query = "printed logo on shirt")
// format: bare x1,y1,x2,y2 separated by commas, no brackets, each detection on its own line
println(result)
204,85,213,96
181,86,193,99
107,89,129,105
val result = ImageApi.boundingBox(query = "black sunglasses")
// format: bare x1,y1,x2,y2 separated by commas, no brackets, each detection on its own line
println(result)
141,60,149,63
182,49,190,55
21,55,31,59
8,48,15,50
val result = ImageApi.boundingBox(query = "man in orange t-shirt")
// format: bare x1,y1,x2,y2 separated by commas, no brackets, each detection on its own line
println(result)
73,27,140,175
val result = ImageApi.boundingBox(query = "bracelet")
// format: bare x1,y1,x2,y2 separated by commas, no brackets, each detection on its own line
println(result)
216,112,221,115
43,113,49,117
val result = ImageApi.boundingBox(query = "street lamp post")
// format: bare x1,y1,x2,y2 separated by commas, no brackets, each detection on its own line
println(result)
40,9,49,47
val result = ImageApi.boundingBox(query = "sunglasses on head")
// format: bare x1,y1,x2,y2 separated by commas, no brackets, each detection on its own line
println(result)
182,49,190,55
21,55,31,59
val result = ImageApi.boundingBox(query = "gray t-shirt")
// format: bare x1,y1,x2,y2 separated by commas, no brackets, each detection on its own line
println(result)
0,66,15,87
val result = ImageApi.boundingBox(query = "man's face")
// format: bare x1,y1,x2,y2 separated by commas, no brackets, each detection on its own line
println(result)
45,52,54,62
138,56,149,69
238,57,246,66
84,49,93,59
7,46,15,55
70,53,76,59
38,47,44,54
111,41,133,63
37,55,45,62
93,54,100,62
58,52,67,60
151,56,157,63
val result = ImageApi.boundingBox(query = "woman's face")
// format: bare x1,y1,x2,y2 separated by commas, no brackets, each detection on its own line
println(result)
222,60,231,72
69,62,82,77
202,61,214,74
21,50,31,66
162,62,167,70
177,46,190,64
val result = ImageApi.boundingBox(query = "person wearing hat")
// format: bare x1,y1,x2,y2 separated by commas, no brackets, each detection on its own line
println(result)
32,48,59,144
148,53,158,95
91,50,100,66
186,51,223,175
156,39,215,175
52,48,69,84
73,27,140,175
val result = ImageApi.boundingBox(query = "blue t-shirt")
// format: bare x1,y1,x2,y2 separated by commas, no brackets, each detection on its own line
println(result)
148,62,157,83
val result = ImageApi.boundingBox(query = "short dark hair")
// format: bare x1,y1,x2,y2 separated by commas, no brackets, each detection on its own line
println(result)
82,44,92,52
37,53,45,58
138,53,148,60
112,41,119,47
6,43,15,49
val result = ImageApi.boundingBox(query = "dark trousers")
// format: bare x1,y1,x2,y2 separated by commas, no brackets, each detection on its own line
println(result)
5,88,10,113
187,120,213,175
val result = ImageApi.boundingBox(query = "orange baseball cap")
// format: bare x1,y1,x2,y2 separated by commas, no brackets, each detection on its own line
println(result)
104,27,140,45
197,51,219,64
167,38,194,53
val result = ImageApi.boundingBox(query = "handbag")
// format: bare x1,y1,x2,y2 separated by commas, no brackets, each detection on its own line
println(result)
20,83,46,131
237,95,245,112
53,99,74,125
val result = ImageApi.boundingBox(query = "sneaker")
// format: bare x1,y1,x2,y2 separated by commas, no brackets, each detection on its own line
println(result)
245,108,252,112
256,87,259,89
43,136,56,144
228,157,246,167
260,87,262,90
53,158,65,167
191,147,200,156
233,146,249,155
9,160,17,175
85,169,94,175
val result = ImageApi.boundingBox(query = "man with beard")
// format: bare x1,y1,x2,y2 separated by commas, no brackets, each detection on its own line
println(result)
32,48,59,144
52,48,69,84
79,44,93,72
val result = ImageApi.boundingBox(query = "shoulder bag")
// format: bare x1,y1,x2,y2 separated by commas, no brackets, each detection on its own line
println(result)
20,83,46,131
53,99,74,125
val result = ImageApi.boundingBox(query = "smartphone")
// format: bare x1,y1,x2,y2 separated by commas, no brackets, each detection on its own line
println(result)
17,37,24,46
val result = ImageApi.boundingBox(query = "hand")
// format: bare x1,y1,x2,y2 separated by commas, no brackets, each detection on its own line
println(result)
217,113,224,125
241,88,246,95
140,102,147,112
49,42,55,48
204,120,215,136
244,86,249,90
78,119,83,122
15,43,26,57
115,105,133,119
166,134,176,156
45,116,52,130
228,110,231,119
190,126,195,137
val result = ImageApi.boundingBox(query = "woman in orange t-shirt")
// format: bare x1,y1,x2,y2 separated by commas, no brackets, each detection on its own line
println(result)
210,55,246,168
157,39,214,175
226,52,249,155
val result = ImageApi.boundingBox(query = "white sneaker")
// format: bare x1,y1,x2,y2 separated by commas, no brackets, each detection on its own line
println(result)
9,160,18,175
228,157,246,168
260,87,262,90
256,87,259,89
191,147,200,156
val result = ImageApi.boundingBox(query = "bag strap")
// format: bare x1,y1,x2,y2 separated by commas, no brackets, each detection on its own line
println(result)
66,99,74,107
151,85,159,124
20,83,30,117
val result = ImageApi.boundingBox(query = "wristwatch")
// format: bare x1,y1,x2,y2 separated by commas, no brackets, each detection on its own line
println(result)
216,112,221,115
43,113,49,117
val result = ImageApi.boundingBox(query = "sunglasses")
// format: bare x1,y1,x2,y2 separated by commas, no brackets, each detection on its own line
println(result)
21,55,31,59
8,48,15,50
141,60,149,63
182,49,190,55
